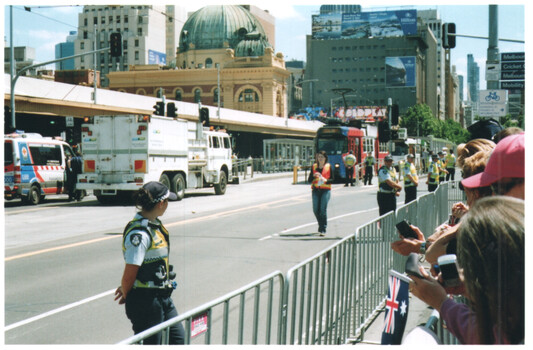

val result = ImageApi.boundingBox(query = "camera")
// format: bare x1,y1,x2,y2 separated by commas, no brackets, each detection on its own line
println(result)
396,220,418,239
437,254,460,287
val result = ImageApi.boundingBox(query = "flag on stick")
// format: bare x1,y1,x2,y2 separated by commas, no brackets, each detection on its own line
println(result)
381,270,411,344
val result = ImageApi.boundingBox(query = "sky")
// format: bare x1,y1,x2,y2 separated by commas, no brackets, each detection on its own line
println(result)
3,1,527,94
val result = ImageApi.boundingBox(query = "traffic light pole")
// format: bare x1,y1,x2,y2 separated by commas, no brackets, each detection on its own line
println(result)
9,47,110,130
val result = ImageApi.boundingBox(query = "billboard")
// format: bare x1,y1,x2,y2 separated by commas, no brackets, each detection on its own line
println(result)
332,106,387,122
312,10,417,39
386,56,416,87
148,50,167,65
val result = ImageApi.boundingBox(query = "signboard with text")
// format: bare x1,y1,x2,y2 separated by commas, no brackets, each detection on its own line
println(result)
312,10,417,39
500,52,524,90
478,90,508,118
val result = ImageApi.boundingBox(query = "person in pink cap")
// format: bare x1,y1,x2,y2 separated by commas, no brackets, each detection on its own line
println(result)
461,133,524,199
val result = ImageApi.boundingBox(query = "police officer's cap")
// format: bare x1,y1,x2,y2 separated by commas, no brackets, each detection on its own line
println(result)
437,151,444,155
406,154,414,158
143,181,177,202
432,153,439,159
384,155,393,162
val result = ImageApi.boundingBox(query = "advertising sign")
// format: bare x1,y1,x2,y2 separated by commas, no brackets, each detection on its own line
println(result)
148,50,167,65
478,90,508,118
312,10,417,39
332,105,387,122
386,56,416,87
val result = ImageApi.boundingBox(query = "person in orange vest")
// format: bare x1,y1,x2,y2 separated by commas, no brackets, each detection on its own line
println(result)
308,150,335,236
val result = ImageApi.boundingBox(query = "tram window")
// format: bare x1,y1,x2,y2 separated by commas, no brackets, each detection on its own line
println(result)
317,137,347,155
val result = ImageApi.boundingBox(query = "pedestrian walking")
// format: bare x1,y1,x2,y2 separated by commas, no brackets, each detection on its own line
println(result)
363,151,375,185
67,151,83,201
115,181,185,345
377,155,402,216
445,147,456,182
343,150,356,187
308,150,334,236
427,153,440,192
402,154,418,204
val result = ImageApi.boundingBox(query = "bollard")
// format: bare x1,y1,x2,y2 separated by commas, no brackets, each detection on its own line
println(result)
293,166,299,184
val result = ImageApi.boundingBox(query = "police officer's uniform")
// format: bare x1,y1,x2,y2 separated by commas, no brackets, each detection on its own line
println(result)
364,154,375,185
437,152,446,183
377,158,399,216
402,155,418,204
343,152,357,186
445,152,456,182
123,213,185,344
427,155,440,192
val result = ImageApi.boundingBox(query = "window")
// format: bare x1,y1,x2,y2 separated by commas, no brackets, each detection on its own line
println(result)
4,142,13,166
239,89,258,102
83,31,88,39
94,17,97,25
26,144,62,166
175,90,182,101
117,15,121,23
135,39,139,47
211,136,220,149
84,18,88,26
123,40,127,50
137,27,142,36
205,58,213,68
223,137,231,149
109,16,113,23
80,42,85,50
101,16,105,24
135,51,139,60
124,15,128,23
194,89,202,103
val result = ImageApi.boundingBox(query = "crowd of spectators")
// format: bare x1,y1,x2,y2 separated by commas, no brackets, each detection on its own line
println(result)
392,130,525,344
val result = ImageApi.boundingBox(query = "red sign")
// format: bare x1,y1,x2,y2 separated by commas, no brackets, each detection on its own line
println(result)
191,313,208,338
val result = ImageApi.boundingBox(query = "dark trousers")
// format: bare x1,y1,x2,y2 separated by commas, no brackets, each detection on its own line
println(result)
377,192,396,216
446,168,455,181
404,186,417,204
312,189,331,233
364,166,373,185
428,183,438,192
126,289,185,345
345,166,354,186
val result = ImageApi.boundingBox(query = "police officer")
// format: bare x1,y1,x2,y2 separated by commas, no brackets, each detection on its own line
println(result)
427,153,440,192
343,150,357,187
377,155,402,216
115,181,185,345
403,154,418,203
437,151,448,183
363,151,375,186
445,147,456,182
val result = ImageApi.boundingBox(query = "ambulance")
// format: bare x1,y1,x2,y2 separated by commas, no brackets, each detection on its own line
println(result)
4,132,75,205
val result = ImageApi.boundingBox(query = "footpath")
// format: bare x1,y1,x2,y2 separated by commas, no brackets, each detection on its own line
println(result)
238,171,438,344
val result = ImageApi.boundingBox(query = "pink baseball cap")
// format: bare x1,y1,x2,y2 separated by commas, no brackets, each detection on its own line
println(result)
461,133,524,189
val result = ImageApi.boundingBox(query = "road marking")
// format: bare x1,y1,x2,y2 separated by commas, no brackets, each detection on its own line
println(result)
4,289,116,332
5,236,119,262
6,206,60,215
260,207,377,241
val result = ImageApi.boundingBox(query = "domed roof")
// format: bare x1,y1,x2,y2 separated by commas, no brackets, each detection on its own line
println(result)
179,5,271,53
235,33,272,57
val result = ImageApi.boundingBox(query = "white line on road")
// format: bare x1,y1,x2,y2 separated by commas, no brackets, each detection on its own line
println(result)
4,289,116,332
259,207,377,241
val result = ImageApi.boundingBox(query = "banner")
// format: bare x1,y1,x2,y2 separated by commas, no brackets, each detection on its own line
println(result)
386,56,416,87
312,10,417,39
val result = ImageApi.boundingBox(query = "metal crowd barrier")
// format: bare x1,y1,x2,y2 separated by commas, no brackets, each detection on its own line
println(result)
118,178,461,345
118,271,285,345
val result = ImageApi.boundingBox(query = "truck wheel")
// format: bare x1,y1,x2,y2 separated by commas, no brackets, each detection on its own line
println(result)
27,185,43,205
171,173,185,201
159,174,171,190
214,171,227,195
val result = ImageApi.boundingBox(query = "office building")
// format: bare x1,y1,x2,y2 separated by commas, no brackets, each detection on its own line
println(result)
55,31,77,70
73,5,186,87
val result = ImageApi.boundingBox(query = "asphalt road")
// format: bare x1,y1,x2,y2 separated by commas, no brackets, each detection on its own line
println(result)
5,176,419,344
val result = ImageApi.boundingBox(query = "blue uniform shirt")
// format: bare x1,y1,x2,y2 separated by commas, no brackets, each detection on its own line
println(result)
123,213,152,266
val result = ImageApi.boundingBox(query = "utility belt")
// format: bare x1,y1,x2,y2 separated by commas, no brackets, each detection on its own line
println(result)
131,285,175,298
378,188,397,194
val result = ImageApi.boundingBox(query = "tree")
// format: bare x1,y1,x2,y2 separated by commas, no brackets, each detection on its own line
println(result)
439,119,470,145
399,104,440,137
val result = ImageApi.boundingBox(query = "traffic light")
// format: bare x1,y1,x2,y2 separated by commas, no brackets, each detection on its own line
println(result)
442,23,456,49
110,32,122,57
200,107,209,126
167,102,177,118
378,121,390,143
391,104,399,125
153,101,165,116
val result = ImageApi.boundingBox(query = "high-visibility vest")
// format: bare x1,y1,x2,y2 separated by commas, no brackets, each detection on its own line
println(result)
365,156,375,167
123,217,171,289
378,166,398,193
344,154,356,167
428,161,440,184
403,162,418,187
445,154,456,168
438,159,446,179
311,163,332,190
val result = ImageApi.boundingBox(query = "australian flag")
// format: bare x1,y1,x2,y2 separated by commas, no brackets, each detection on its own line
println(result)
381,271,410,344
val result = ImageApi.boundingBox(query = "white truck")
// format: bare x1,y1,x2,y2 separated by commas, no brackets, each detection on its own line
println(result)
76,114,233,204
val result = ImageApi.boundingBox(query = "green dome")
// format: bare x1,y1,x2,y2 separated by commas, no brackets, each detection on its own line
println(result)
179,5,270,53
235,33,272,57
